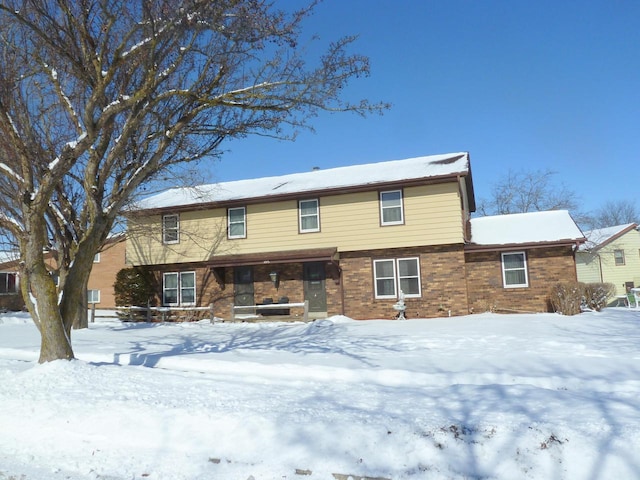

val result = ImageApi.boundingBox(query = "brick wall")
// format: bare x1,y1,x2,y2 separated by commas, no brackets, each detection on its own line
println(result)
145,244,578,320
465,246,577,313
340,245,469,320
87,238,127,308
0,292,24,311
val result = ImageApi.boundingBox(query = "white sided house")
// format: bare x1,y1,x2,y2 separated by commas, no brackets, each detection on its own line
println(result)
126,153,585,319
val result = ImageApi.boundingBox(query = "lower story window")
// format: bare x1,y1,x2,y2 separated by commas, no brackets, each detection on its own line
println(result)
501,252,529,288
163,271,196,306
373,257,421,299
87,289,100,303
0,272,18,294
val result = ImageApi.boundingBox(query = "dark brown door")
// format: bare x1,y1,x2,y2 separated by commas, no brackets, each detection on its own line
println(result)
303,262,327,312
234,266,254,306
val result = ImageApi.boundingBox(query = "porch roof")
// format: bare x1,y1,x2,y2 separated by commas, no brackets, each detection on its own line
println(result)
208,247,338,267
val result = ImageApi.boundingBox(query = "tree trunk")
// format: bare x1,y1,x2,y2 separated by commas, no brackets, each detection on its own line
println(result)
61,242,98,332
72,288,89,330
25,264,75,363
21,209,76,362
38,301,75,363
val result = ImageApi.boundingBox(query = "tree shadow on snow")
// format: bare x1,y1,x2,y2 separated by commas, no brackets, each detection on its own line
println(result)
99,320,409,369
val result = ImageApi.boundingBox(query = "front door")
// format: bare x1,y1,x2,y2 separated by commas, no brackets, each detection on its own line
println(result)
303,262,327,313
234,266,254,306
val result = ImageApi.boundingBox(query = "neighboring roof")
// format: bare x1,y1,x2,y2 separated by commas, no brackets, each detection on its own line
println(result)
0,251,20,269
578,223,638,251
467,210,585,251
134,152,473,211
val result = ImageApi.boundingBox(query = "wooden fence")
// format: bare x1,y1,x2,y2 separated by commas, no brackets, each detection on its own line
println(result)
90,303,216,323
89,301,309,323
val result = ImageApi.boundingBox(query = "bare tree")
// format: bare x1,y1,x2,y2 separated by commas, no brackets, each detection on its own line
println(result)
477,169,583,218
585,200,639,229
0,0,388,362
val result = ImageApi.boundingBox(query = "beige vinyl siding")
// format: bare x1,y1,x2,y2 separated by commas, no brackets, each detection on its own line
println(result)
127,182,465,265
575,252,602,284
593,229,640,295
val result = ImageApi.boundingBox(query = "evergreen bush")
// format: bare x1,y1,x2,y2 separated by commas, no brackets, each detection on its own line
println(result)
113,267,157,307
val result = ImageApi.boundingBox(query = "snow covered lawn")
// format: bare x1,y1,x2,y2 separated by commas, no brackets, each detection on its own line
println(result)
1,309,639,479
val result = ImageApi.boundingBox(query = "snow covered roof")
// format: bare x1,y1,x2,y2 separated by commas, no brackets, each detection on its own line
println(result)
578,223,638,251
0,251,19,267
468,210,585,248
134,152,471,211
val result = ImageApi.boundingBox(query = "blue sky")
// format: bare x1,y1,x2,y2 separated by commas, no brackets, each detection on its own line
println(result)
215,0,639,216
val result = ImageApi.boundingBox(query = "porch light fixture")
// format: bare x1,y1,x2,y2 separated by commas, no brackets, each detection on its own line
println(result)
269,271,280,289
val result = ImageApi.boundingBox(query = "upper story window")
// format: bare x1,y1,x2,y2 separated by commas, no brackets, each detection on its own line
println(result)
299,199,320,233
93,253,101,263
228,207,246,239
614,249,625,266
373,257,421,299
501,252,528,288
0,272,17,294
162,214,179,244
380,190,404,225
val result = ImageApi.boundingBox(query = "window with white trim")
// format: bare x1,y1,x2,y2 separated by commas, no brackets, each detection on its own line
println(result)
162,214,179,244
501,252,529,288
380,190,403,225
373,257,421,299
228,207,246,239
614,249,625,266
398,258,421,296
0,272,18,294
163,271,196,306
93,253,101,263
299,199,320,233
87,289,100,304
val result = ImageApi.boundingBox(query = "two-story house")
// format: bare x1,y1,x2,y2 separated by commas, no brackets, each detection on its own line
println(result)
126,152,585,319
0,234,127,312
576,223,640,296
127,152,474,319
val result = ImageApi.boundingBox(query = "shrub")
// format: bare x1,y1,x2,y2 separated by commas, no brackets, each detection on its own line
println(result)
548,281,584,315
582,282,616,311
113,267,157,307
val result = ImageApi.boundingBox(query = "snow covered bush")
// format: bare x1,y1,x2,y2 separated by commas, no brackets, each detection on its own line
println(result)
548,281,584,316
582,282,616,311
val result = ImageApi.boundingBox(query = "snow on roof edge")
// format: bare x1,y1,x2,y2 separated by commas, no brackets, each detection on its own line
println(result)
469,210,585,247
134,152,470,211
579,223,638,251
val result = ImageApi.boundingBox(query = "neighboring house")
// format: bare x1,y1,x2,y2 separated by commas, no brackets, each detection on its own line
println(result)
87,234,128,308
465,210,585,313
126,152,586,319
0,251,22,311
576,223,640,296
0,234,127,311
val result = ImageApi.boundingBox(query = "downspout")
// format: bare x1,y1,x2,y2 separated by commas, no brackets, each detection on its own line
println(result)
597,254,603,283
337,261,345,316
